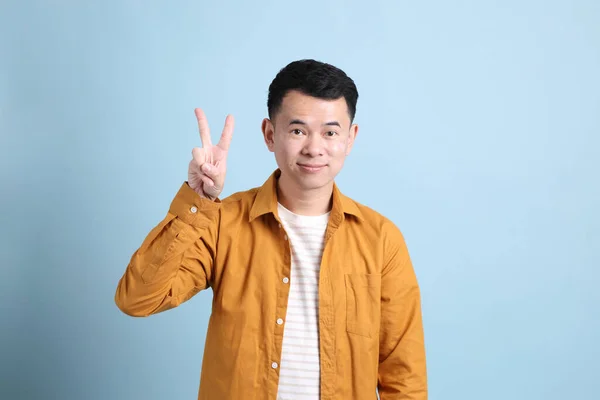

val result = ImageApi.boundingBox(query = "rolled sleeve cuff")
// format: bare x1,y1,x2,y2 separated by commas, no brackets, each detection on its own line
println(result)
168,182,222,228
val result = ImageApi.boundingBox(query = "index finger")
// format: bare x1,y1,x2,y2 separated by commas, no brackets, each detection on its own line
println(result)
194,108,212,147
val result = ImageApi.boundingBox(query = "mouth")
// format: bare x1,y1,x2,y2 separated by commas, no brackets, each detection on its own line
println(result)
297,163,327,173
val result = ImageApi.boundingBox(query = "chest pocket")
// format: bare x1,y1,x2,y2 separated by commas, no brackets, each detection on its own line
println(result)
344,274,381,338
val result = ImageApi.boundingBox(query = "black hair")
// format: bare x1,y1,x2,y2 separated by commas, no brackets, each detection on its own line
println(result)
267,59,359,123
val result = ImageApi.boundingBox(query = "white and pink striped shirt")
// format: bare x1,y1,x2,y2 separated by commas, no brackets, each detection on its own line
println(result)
276,202,330,400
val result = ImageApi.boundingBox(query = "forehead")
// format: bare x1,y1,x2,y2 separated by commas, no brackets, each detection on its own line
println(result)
277,90,350,125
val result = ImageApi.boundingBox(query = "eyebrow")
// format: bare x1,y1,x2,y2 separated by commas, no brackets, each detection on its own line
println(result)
288,119,341,128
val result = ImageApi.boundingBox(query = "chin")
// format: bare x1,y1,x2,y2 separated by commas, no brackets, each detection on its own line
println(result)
295,174,332,190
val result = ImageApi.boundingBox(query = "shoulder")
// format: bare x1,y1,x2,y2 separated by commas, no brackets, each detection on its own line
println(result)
214,186,261,221
343,195,407,253
221,186,260,205
346,198,414,278
346,196,403,234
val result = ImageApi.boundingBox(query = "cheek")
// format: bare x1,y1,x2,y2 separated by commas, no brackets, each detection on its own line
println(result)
330,142,347,155
275,142,298,160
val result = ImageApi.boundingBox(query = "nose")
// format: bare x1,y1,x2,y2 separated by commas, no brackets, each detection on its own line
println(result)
301,133,324,157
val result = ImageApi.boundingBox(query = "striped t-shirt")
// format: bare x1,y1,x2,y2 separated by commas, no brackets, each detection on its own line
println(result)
276,202,330,400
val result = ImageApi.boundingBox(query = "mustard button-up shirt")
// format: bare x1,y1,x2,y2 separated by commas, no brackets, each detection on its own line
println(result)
115,169,427,399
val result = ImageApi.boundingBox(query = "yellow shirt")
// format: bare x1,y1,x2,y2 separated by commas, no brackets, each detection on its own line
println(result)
115,169,427,399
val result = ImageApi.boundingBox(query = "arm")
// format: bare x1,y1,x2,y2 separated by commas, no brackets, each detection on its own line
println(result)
114,182,221,317
378,223,428,399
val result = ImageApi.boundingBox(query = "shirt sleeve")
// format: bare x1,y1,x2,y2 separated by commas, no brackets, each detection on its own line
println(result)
377,222,428,399
114,182,221,317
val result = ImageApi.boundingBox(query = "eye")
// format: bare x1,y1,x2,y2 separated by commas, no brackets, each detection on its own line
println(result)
325,131,338,137
291,129,304,136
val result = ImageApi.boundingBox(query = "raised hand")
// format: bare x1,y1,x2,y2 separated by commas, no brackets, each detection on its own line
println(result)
188,108,234,200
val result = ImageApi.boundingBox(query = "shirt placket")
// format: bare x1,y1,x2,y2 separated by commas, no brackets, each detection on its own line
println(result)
268,216,292,399
318,211,343,400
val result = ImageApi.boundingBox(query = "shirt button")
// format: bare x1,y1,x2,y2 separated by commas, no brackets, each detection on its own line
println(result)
190,206,198,213
278,223,282,228
284,235,288,241
282,277,289,284
277,318,284,325
271,362,278,369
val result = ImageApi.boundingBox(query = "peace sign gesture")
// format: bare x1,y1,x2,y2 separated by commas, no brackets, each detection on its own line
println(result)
188,108,234,200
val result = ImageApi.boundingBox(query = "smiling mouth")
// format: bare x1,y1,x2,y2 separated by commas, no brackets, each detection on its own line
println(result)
297,163,327,172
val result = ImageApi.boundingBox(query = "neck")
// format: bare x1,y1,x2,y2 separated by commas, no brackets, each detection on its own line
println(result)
276,174,333,216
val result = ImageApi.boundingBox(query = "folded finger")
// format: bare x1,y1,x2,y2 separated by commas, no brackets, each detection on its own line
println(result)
201,163,219,180
201,175,215,188
192,147,210,167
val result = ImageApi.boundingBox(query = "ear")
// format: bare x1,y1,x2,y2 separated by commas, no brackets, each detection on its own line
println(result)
345,123,359,156
261,118,275,152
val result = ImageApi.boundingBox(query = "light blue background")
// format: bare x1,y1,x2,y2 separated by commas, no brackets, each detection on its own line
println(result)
1,1,598,399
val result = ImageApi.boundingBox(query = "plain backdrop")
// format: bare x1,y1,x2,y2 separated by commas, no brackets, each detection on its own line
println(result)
1,1,599,399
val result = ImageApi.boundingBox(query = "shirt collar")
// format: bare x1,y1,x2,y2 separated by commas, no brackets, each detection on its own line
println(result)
249,169,364,223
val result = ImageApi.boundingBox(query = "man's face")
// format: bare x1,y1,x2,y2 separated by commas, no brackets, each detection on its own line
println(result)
262,90,358,192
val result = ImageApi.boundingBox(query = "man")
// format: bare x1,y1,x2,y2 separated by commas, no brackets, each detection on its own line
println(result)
115,59,427,399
